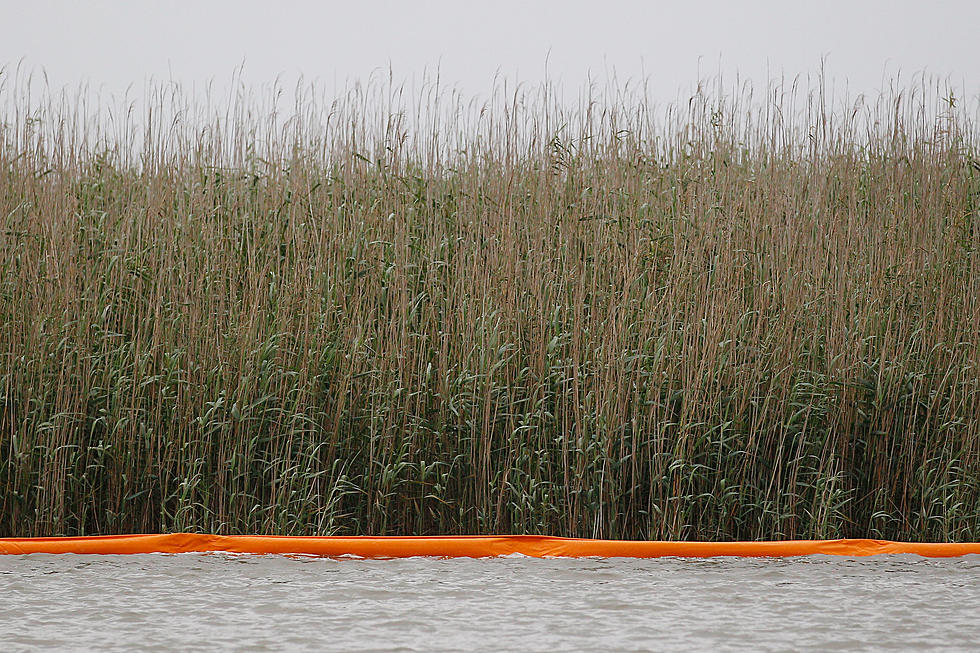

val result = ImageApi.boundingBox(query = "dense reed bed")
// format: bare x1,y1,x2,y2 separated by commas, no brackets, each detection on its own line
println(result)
1,73,979,540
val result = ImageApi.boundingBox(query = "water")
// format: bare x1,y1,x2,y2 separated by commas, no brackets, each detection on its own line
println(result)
1,553,977,651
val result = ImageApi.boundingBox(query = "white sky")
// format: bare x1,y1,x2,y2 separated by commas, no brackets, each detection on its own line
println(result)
3,0,979,105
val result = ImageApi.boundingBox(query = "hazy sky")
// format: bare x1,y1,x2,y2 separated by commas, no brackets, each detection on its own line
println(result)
3,0,979,102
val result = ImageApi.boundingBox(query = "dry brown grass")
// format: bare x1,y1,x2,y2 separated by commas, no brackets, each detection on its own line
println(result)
1,72,978,539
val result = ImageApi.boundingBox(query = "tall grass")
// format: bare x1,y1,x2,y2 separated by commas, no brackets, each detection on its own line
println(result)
1,72,978,540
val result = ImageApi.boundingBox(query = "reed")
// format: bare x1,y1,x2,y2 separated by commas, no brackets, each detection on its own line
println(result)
1,71,978,540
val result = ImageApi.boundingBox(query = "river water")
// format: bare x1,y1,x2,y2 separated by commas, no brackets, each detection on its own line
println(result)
1,553,977,651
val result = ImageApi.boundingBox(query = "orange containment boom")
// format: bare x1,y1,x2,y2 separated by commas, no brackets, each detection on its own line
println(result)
1,534,979,558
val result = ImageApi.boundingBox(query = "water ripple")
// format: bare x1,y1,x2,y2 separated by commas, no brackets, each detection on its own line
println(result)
0,554,977,651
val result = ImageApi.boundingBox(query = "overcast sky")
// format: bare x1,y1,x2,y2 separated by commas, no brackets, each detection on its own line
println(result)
3,0,979,104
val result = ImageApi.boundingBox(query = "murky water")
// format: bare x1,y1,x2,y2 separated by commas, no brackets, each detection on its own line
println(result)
1,553,977,651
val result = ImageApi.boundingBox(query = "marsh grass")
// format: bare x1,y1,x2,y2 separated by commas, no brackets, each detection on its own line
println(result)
1,72,978,539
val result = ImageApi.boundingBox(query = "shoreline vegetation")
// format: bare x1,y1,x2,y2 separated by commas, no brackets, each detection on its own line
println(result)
1,73,979,540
